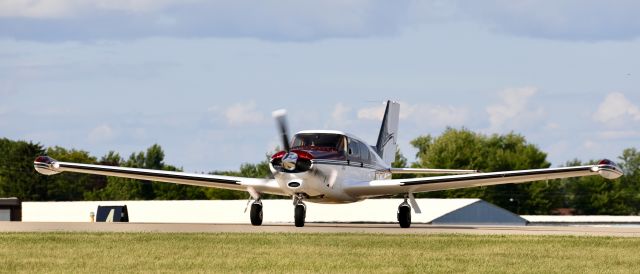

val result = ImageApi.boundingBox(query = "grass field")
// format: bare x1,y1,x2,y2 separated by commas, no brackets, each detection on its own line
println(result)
1,233,639,273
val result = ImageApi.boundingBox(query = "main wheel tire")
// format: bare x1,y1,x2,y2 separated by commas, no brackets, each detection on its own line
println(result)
294,204,306,227
250,203,263,226
397,206,411,228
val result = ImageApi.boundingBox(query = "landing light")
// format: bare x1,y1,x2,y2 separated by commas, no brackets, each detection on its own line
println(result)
271,150,314,161
271,151,287,160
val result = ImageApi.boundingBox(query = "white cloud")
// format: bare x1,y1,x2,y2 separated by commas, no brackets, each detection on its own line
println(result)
486,87,541,131
597,130,640,140
331,102,351,121
328,102,353,128
593,92,640,125
93,0,188,13
583,140,597,150
357,104,386,121
460,0,640,41
0,0,185,18
357,101,468,128
403,104,468,128
88,124,115,143
0,0,76,18
545,141,569,155
0,0,413,41
3,0,640,42
545,122,560,130
131,127,148,141
224,101,265,126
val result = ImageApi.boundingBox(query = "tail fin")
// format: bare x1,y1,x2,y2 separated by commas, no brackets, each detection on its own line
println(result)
375,101,400,165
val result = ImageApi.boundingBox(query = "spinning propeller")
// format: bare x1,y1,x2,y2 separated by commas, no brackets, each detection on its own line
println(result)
272,109,312,172
272,109,300,171
271,109,337,187
272,109,291,153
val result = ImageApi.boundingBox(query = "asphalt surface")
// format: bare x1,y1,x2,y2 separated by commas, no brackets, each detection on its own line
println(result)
2,222,640,237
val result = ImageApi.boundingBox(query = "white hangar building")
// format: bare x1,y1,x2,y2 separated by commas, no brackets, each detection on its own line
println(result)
21,198,527,226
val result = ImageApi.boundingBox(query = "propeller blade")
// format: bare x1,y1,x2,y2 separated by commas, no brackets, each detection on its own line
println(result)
272,109,291,152
327,169,338,188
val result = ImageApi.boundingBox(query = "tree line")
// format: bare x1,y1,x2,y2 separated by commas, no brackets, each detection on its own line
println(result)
1,128,638,215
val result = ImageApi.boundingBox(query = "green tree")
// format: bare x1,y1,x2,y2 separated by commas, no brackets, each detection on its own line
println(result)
86,145,208,201
391,149,415,180
206,154,281,200
99,151,122,166
563,160,632,215
45,146,100,201
562,150,640,215
619,148,640,213
87,149,155,200
153,164,207,200
144,144,164,169
409,128,551,214
0,138,49,201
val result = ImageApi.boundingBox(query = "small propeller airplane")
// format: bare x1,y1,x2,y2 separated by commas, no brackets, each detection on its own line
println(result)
34,101,623,228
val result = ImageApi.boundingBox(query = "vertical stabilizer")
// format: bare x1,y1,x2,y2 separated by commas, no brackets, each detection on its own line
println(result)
375,101,400,165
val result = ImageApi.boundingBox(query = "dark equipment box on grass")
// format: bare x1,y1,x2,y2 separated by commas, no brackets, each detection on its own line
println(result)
0,197,21,221
96,205,129,222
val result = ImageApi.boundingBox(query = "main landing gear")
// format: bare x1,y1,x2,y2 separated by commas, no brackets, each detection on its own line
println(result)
293,194,306,227
250,200,263,226
397,198,412,228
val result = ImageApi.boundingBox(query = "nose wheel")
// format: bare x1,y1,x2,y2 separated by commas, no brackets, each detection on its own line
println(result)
397,199,411,228
250,201,263,226
293,194,306,227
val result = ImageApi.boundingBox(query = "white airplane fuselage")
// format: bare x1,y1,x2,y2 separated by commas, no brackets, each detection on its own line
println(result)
269,130,392,203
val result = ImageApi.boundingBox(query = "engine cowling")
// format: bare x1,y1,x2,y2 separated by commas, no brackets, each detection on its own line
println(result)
271,150,313,173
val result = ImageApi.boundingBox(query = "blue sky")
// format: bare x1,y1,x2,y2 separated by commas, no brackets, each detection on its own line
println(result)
1,0,639,171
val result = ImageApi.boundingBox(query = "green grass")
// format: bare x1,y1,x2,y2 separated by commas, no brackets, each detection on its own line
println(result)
0,233,639,273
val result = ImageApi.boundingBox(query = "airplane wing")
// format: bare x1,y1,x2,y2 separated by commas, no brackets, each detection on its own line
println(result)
34,156,286,197
390,168,479,175
345,159,623,198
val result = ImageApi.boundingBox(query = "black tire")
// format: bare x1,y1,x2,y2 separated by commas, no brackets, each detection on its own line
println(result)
294,204,306,227
397,206,411,228
250,203,263,226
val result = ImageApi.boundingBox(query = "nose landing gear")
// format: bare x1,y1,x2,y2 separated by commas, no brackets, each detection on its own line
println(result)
293,194,306,227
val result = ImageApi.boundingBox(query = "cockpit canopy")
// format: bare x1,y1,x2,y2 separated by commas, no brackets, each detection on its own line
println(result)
292,133,346,151
291,133,347,160
290,132,378,164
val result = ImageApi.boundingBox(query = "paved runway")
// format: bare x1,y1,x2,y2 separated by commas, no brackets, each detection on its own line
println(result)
2,222,640,237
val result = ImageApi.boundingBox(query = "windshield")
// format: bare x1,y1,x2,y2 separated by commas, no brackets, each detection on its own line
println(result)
292,133,345,151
